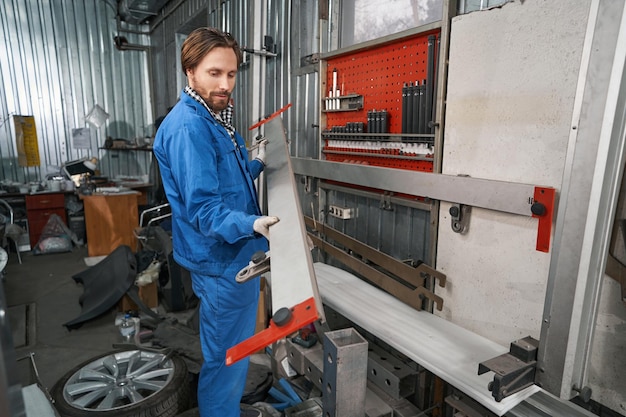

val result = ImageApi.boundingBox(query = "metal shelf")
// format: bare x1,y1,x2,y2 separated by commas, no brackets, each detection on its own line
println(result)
322,94,364,112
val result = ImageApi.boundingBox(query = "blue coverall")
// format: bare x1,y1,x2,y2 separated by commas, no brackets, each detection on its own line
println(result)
153,92,267,417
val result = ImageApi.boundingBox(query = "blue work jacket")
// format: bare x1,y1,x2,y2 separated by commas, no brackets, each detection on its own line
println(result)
153,93,267,277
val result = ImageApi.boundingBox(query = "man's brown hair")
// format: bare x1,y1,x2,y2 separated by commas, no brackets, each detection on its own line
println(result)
181,27,242,74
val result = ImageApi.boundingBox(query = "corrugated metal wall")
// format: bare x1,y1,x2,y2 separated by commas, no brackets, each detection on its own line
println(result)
150,0,256,137
289,1,432,264
0,0,152,185
290,0,320,160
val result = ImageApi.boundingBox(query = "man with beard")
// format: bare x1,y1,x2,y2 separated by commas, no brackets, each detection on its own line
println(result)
153,27,278,417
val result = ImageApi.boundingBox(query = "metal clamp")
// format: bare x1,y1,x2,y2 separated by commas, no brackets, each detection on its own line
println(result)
478,336,539,402
379,192,394,211
236,251,270,283
450,203,470,233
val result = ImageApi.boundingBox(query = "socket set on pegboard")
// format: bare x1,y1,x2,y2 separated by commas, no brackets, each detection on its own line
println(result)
321,31,439,172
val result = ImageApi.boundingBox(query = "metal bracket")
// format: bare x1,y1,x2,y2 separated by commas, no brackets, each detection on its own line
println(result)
291,158,557,252
242,36,277,58
242,48,277,58
450,203,470,234
236,251,270,283
379,192,394,211
300,175,313,194
300,53,320,66
478,336,539,402
305,216,446,311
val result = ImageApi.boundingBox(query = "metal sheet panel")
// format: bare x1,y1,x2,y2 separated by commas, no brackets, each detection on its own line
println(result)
314,261,541,416
264,116,324,318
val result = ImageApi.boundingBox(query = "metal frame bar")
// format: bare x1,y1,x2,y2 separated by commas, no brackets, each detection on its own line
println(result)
293,157,555,252
537,0,626,398
431,0,457,266
292,157,547,217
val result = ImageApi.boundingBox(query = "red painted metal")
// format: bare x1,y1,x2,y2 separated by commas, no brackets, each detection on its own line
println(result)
533,187,556,253
248,103,293,130
324,30,439,142
323,30,440,171
225,297,318,366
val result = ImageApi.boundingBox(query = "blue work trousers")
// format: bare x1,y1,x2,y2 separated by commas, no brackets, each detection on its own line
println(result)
192,271,259,417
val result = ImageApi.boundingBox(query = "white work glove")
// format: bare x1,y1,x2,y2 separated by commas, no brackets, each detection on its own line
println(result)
253,216,280,239
255,139,268,165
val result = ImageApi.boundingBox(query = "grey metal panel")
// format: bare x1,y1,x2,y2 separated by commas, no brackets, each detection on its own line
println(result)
291,72,320,159
324,188,431,264
0,0,152,183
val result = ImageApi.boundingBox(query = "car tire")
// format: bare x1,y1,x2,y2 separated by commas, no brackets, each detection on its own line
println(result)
50,349,190,417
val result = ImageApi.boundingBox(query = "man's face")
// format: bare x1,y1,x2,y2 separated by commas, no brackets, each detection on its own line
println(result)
187,46,238,112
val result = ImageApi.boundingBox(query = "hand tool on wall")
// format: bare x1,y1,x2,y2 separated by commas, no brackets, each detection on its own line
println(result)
406,82,414,134
426,34,437,134
419,80,427,134
402,82,409,137
412,81,420,134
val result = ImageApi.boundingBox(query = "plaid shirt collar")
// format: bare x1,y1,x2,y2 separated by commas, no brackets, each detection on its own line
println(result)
184,86,236,143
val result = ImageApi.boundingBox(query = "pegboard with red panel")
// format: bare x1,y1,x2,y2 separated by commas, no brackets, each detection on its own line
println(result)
321,29,440,172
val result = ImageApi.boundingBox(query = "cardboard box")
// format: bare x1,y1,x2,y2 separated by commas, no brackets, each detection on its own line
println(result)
119,281,158,312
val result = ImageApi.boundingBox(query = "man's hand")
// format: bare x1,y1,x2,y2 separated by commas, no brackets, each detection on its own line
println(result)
253,216,280,239
255,139,268,165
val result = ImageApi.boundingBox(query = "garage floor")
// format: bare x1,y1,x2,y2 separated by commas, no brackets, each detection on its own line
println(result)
3,245,137,391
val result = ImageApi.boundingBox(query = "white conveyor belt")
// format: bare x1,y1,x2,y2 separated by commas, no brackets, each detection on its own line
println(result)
314,262,541,416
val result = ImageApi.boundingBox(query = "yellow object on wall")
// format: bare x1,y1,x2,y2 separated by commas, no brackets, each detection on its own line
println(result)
14,115,40,167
